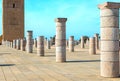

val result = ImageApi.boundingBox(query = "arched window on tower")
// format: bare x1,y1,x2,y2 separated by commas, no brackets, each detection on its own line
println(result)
13,3,15,8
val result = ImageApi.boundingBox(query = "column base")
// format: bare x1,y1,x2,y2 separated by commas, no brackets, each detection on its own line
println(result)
101,61,119,78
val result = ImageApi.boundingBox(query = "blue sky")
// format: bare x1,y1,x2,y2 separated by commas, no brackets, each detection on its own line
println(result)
0,0,120,40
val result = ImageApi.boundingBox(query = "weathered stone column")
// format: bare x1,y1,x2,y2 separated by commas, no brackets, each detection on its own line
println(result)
50,37,53,46
37,36,44,56
69,36,74,52
89,37,96,55
46,40,51,49
98,2,120,77
16,39,20,50
81,36,84,48
6,41,9,47
66,40,68,47
9,41,11,48
85,39,89,47
2,40,4,45
7,41,10,47
34,38,37,48
6,41,8,47
44,38,47,47
99,40,101,50
6,40,8,47
5,40,7,46
2,40,5,46
10,42,13,48
94,33,99,50
21,39,26,51
13,40,16,49
55,18,67,62
26,31,33,53
74,40,79,46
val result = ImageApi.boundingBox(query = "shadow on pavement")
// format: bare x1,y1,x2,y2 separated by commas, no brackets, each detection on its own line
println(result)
67,60,100,63
0,64,15,66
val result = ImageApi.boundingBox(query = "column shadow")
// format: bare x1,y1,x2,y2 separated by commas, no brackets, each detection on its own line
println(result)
0,64,15,67
45,55,55,57
0,53,11,55
66,60,100,63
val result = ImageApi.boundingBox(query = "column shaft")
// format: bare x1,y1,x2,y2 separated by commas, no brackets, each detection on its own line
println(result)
16,39,20,50
37,36,44,56
13,40,16,49
69,36,74,52
21,39,26,51
99,7,119,77
26,31,33,53
55,18,67,62
89,37,96,55
81,36,84,48
46,40,51,49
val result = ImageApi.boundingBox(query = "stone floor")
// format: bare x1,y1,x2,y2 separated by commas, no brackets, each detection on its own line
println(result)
0,45,119,81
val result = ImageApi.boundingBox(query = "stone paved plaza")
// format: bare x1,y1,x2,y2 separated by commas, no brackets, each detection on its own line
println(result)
0,45,120,81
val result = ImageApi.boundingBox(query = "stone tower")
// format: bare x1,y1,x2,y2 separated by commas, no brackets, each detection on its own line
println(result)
2,0,24,41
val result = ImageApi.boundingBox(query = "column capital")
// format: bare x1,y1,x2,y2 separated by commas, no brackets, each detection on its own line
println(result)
27,30,33,33
98,2,120,9
70,36,74,38
94,33,99,36
69,36,74,40
55,18,67,22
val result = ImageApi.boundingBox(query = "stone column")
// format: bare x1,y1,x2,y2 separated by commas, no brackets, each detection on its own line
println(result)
13,40,16,49
26,31,33,53
7,41,10,47
86,39,89,47
99,40,101,50
10,42,13,48
66,40,68,47
81,36,84,48
69,36,74,52
21,39,26,51
46,40,51,49
98,2,120,77
50,37,53,46
44,38,47,47
34,38,37,48
6,40,8,47
2,40,4,45
55,18,67,62
75,40,79,46
89,37,96,55
16,39,20,50
94,33,99,50
37,36,44,56
6,41,8,47
4,40,6,46
9,41,11,48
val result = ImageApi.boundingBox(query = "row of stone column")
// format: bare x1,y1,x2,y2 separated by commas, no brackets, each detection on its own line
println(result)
2,31,51,57
3,30,98,63
33,37,51,49
26,31,51,56
2,39,26,51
